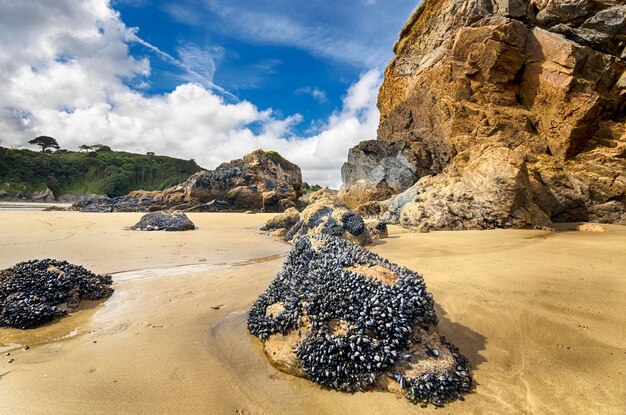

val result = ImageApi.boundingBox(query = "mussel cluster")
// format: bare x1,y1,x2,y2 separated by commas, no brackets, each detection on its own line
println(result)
248,234,472,406
284,206,368,243
0,259,113,329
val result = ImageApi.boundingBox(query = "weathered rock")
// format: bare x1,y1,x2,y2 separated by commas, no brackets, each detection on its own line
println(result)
183,200,231,213
290,203,373,246
130,211,195,231
339,140,422,208
31,188,55,202
354,201,389,219
260,207,301,232
588,200,626,225
269,228,288,239
381,183,424,223
340,0,626,231
399,146,553,231
248,234,472,407
365,219,389,239
67,150,301,213
72,195,164,213
577,222,606,232
261,189,384,246
0,188,56,202
0,259,113,329
263,203,374,246
148,150,302,212
307,187,339,205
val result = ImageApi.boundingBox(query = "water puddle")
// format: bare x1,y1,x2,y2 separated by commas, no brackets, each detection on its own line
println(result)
111,253,286,281
0,253,287,349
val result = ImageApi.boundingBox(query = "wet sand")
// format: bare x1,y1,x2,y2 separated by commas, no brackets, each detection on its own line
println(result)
0,212,624,414
0,201,72,211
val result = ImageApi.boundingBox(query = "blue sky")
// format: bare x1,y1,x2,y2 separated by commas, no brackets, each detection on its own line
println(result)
116,0,415,134
0,0,417,186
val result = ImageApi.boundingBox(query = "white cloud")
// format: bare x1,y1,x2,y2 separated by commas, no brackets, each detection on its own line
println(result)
294,86,329,104
0,0,382,187
199,1,389,67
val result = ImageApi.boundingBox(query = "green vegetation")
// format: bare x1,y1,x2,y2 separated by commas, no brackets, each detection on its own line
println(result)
302,182,322,193
0,146,202,197
263,150,282,158
394,4,425,53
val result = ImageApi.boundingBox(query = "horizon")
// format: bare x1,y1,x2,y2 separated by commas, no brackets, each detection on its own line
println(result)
0,0,418,187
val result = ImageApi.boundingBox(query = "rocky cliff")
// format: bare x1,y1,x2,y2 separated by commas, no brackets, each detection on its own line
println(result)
129,149,302,212
339,0,626,231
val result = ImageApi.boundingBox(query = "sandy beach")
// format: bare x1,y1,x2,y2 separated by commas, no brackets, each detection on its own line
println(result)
0,212,624,414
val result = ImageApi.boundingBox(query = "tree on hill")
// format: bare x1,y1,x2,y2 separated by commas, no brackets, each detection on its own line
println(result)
79,144,92,152
302,182,322,193
29,136,60,152
91,144,112,152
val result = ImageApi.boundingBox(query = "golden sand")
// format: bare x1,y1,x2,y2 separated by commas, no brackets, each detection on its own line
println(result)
0,212,624,414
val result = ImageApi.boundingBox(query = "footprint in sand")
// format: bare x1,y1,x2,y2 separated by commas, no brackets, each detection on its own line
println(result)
169,368,187,381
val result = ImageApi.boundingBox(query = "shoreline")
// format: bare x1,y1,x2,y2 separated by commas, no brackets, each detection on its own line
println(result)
0,212,624,414
0,201,72,211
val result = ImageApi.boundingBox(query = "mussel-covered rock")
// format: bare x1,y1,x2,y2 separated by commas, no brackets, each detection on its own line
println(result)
247,234,472,407
0,259,113,329
260,189,383,246
260,207,300,232
130,211,195,231
365,219,388,240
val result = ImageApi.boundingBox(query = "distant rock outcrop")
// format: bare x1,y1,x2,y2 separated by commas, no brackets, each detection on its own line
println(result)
339,0,626,231
0,188,55,203
136,149,302,213
71,195,161,213
0,259,113,329
248,234,472,407
130,211,195,231
68,150,302,213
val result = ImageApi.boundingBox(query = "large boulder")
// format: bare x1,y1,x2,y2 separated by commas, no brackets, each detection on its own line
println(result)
339,0,626,230
399,145,553,231
149,149,302,212
365,219,389,239
130,211,195,231
260,207,301,233
0,259,113,329
248,234,472,407
261,189,379,246
339,140,423,208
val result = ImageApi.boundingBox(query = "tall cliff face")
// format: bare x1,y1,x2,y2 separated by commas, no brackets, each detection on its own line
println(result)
339,0,626,231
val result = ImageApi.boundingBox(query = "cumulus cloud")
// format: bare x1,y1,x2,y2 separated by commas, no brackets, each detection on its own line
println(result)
0,0,382,187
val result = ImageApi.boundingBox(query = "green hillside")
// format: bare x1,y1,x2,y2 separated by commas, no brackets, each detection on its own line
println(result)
0,147,202,197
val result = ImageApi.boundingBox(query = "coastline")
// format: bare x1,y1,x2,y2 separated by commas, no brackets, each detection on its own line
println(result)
0,201,72,212
0,212,624,414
